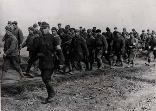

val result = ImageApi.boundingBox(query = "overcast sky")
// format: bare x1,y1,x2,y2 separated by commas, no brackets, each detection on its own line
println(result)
1,0,156,35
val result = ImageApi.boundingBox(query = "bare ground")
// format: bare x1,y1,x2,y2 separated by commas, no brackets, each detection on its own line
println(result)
1,58,156,111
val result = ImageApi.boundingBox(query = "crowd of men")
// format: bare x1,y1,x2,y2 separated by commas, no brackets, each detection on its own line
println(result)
2,21,156,103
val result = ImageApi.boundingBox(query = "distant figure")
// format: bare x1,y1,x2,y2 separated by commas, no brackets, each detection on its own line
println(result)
70,29,89,71
147,31,156,65
22,27,39,78
86,29,95,70
112,32,125,67
2,26,25,78
12,21,24,49
126,32,137,67
140,30,147,50
94,29,108,69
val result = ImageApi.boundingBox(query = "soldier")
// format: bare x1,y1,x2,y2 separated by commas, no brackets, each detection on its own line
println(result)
126,32,137,67
112,32,125,67
122,28,129,60
146,31,156,65
122,28,129,39
60,28,73,73
33,22,64,103
57,23,64,36
145,29,152,51
113,27,118,38
22,27,39,77
65,25,71,31
79,27,83,32
86,29,95,70
2,26,25,78
33,23,42,36
2,21,13,41
132,28,140,40
140,30,147,50
105,27,114,68
92,27,96,37
12,21,24,48
70,29,89,71
81,28,87,40
94,29,108,69
51,27,62,72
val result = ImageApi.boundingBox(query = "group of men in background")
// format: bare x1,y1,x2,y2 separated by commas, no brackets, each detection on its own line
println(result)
2,21,156,103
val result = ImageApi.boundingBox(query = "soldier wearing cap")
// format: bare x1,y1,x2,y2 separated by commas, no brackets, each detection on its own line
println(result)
70,29,89,71
145,29,152,51
33,23,42,36
12,21,24,49
60,28,73,73
92,27,96,37
32,22,64,103
126,32,137,67
113,27,118,38
22,27,39,77
94,29,108,69
2,26,25,78
105,27,114,68
132,28,140,40
112,32,125,66
86,29,95,70
140,30,147,50
122,28,129,39
51,27,63,71
57,23,64,36
81,28,87,40
2,21,13,42
146,30,156,65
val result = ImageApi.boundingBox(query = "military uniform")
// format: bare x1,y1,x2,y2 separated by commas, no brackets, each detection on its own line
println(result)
86,32,95,70
33,23,64,102
61,31,73,72
3,27,23,78
112,33,125,66
12,27,24,48
70,33,89,71
140,32,147,50
22,27,39,75
94,30,108,69
147,34,156,63
126,36,137,66
105,29,114,67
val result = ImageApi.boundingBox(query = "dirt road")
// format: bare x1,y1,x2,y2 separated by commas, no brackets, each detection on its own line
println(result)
1,59,156,111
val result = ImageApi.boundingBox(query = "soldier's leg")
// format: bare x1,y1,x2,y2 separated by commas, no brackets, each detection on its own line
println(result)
89,50,94,70
147,50,152,64
118,53,123,66
41,69,55,101
95,49,103,69
84,55,89,71
10,56,25,78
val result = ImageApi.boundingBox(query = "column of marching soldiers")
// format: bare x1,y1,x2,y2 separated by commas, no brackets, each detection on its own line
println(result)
2,21,156,103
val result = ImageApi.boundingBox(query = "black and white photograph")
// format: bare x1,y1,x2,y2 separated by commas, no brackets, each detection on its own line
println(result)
1,0,156,110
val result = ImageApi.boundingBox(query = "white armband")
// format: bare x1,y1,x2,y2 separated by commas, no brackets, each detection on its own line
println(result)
56,45,61,50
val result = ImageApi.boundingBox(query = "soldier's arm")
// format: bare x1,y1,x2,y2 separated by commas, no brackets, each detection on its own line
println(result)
5,38,17,55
